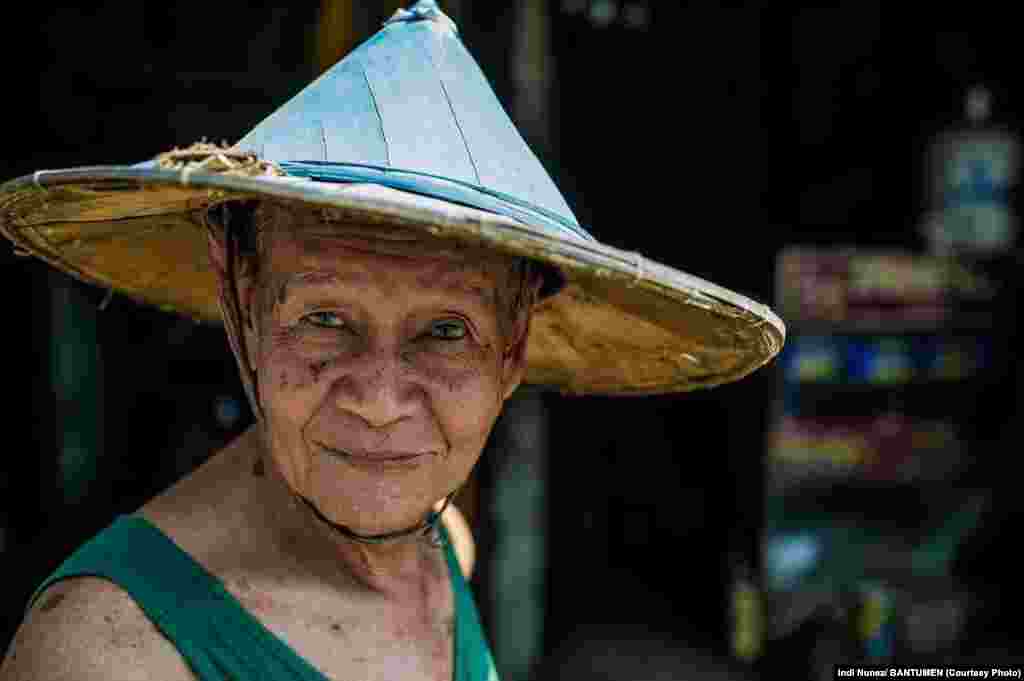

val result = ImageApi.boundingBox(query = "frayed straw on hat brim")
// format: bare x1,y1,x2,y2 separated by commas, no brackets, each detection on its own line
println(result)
0,153,784,395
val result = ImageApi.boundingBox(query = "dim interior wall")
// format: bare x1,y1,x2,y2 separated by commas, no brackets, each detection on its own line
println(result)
0,0,322,655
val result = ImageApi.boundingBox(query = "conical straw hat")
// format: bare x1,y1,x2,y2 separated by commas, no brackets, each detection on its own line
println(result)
0,0,783,395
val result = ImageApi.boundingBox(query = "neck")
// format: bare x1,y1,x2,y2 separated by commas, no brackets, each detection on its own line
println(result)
243,427,448,597
295,492,449,546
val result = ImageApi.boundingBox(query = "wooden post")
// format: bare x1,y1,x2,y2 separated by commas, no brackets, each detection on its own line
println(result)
49,271,103,508
317,0,357,75
485,4,554,679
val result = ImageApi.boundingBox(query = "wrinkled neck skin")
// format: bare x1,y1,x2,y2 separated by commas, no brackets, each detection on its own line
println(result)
245,423,448,599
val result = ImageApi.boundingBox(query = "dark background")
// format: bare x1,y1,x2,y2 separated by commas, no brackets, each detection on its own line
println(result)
2,3,1023,679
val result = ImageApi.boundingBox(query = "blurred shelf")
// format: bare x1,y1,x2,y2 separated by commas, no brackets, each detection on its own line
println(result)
764,573,977,643
766,409,971,491
780,377,980,393
774,246,1019,340
761,245,1018,657
766,479,987,518
765,465,971,498
784,315,1000,336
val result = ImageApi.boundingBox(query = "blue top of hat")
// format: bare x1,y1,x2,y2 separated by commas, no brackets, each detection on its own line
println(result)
234,0,591,242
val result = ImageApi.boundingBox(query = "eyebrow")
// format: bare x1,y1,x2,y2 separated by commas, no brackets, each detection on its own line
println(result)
275,271,364,306
419,266,497,307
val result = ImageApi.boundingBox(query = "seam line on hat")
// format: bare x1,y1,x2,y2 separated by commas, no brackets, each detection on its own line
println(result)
423,37,480,184
360,62,390,166
318,121,328,162
439,77,480,184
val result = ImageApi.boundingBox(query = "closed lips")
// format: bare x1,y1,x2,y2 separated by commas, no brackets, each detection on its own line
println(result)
317,444,432,461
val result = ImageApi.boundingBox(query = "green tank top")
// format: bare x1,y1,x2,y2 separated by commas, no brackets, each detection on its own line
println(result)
28,514,499,681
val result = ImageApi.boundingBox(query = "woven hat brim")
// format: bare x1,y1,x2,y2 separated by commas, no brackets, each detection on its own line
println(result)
0,162,785,395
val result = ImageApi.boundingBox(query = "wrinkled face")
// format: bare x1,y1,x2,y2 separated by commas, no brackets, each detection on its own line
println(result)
228,212,533,536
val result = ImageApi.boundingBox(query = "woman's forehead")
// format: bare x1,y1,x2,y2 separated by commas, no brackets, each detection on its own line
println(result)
265,227,506,278
257,202,502,264
257,208,514,305
271,266,499,314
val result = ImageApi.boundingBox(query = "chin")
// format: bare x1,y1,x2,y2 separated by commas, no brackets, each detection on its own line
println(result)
304,476,439,532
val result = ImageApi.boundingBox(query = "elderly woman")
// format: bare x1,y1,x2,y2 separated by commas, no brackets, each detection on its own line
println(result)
0,2,783,680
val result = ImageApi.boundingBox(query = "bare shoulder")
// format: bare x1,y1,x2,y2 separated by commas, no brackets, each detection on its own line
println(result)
0,577,196,681
441,504,476,580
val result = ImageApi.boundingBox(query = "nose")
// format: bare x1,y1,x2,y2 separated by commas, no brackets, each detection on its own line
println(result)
326,347,421,428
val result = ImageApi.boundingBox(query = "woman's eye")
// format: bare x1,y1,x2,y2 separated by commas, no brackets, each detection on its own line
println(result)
430,319,467,340
301,311,346,329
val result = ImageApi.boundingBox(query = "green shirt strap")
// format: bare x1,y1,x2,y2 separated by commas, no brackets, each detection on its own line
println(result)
27,514,501,681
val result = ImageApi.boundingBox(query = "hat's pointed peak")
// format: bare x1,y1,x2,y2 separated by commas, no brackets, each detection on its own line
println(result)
385,0,457,33
234,0,582,238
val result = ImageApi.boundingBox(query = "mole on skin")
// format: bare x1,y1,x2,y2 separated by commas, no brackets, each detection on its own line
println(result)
38,593,65,613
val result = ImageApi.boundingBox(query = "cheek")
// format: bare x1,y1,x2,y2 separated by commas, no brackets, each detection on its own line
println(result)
421,358,504,449
255,330,332,490
257,329,325,413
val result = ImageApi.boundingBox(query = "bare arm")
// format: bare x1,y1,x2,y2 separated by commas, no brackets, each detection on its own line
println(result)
0,577,196,681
